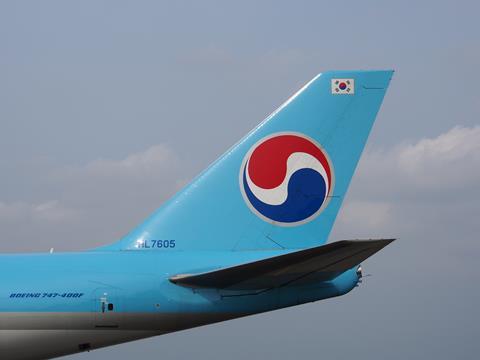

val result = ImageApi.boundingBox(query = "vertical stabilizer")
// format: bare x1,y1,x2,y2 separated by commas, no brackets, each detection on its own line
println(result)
103,70,393,252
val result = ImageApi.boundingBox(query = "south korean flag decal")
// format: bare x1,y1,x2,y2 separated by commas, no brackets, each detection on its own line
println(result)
331,79,354,94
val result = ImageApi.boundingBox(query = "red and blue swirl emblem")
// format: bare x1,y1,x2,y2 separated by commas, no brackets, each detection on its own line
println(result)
240,133,334,225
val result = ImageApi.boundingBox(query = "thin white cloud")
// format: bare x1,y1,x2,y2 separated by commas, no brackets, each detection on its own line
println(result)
335,125,480,238
56,144,180,182
354,125,480,198
0,200,78,224
0,144,185,252
397,126,480,188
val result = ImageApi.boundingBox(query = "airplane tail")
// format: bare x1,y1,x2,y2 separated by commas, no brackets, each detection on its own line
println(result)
103,70,393,251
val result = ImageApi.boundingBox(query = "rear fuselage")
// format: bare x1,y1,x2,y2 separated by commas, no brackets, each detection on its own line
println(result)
0,251,359,359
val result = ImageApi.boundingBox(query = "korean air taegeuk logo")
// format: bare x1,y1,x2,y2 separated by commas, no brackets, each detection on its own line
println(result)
240,132,334,226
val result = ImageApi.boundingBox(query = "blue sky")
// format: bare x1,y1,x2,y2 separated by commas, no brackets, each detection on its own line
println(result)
1,1,479,359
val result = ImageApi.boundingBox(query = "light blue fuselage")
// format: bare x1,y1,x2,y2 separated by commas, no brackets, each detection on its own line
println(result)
0,251,359,359
1,251,359,315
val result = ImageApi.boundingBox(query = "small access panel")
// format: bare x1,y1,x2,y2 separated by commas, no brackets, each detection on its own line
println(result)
93,287,122,328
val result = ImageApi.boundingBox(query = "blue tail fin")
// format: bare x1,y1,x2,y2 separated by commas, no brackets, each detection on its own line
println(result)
104,70,393,251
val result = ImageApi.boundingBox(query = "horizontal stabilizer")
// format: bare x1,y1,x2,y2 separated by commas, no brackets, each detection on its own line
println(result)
170,239,394,290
